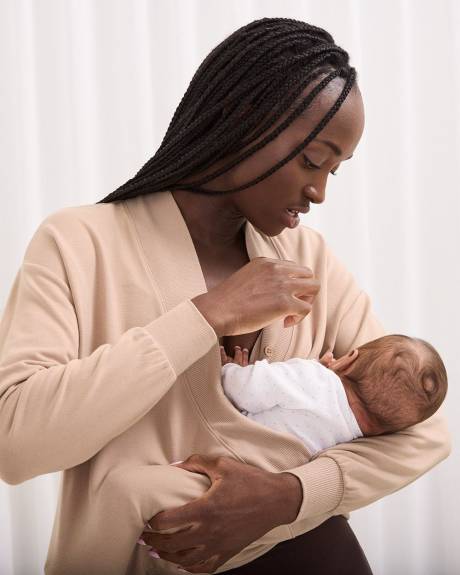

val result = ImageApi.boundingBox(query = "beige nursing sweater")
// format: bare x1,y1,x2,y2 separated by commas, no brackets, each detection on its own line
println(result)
0,190,450,574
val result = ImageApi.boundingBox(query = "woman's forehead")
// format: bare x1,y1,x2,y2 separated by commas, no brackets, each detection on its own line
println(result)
284,82,364,157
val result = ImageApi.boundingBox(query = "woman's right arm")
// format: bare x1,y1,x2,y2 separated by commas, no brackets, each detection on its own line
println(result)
0,221,217,486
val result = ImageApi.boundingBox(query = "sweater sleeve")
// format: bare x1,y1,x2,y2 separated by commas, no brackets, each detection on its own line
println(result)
0,221,218,486
279,241,451,523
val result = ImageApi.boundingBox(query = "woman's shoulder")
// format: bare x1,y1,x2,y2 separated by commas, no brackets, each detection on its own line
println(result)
38,201,123,235
30,201,133,253
23,201,129,275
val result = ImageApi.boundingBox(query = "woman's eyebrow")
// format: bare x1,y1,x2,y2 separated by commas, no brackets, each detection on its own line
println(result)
315,138,353,160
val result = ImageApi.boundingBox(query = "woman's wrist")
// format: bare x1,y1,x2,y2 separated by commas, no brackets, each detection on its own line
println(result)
270,471,303,525
191,293,226,337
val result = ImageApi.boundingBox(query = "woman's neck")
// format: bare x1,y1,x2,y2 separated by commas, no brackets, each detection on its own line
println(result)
171,189,246,252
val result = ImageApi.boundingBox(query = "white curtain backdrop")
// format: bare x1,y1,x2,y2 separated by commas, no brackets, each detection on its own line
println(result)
1,1,459,574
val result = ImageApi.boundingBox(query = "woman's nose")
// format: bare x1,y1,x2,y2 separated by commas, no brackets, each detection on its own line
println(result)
305,183,326,204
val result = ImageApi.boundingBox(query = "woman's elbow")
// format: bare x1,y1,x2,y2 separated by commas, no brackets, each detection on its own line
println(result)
0,433,47,485
419,411,452,466
435,414,452,462
0,446,31,485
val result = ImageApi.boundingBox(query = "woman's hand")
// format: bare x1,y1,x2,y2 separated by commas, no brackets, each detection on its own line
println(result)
192,257,320,337
141,454,303,574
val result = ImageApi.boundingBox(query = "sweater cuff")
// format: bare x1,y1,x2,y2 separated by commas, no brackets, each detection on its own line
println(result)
144,299,218,377
282,456,344,521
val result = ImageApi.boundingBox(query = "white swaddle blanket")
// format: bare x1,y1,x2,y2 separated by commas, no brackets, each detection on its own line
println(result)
221,357,362,455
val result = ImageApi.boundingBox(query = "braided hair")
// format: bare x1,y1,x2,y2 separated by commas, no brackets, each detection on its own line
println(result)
96,17,356,204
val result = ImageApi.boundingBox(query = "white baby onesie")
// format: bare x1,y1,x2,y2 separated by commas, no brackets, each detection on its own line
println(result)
221,358,362,455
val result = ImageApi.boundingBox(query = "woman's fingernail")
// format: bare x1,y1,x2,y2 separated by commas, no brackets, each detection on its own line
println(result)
148,549,160,559
137,537,146,546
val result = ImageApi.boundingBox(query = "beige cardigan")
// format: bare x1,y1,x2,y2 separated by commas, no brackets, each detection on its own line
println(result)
0,191,450,574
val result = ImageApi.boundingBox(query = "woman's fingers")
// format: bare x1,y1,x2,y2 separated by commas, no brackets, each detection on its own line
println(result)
147,543,214,575
140,536,197,572
193,258,321,337
148,545,203,566
141,527,199,555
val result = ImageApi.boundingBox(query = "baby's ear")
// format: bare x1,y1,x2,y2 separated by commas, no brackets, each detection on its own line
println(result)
330,349,359,374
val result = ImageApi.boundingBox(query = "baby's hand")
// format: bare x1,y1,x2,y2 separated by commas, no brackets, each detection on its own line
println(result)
319,350,335,368
220,345,250,367
320,348,358,372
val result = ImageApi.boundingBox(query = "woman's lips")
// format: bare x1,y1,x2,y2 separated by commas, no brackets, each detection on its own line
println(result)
287,205,310,214
282,209,300,228
282,204,310,228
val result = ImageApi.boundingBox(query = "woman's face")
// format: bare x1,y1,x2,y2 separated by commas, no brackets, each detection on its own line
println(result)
202,77,365,237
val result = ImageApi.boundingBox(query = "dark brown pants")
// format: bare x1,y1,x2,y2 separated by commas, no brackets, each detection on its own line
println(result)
224,516,373,574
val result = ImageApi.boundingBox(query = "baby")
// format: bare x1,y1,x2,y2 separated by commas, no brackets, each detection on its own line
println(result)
220,334,448,454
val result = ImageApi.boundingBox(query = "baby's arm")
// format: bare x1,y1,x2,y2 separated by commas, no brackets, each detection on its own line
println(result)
220,351,288,414
220,346,338,414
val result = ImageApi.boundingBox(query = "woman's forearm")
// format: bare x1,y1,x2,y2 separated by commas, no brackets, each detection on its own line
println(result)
283,409,451,525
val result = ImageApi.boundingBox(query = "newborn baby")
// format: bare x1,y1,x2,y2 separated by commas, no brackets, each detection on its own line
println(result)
220,334,448,454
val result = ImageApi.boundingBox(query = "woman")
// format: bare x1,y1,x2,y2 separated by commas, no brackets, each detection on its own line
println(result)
0,18,450,575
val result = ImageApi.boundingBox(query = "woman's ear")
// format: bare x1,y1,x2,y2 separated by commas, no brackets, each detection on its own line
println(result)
329,348,359,375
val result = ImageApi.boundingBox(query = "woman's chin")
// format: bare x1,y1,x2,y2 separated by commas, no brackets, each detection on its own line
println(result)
248,220,284,237
246,211,296,237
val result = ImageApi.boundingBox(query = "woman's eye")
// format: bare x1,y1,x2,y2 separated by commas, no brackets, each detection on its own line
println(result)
302,154,319,170
303,154,339,176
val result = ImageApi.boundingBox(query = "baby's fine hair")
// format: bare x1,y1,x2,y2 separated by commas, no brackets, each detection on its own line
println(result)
346,334,448,434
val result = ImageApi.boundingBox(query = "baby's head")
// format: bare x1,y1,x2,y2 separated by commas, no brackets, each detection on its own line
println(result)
332,334,448,436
